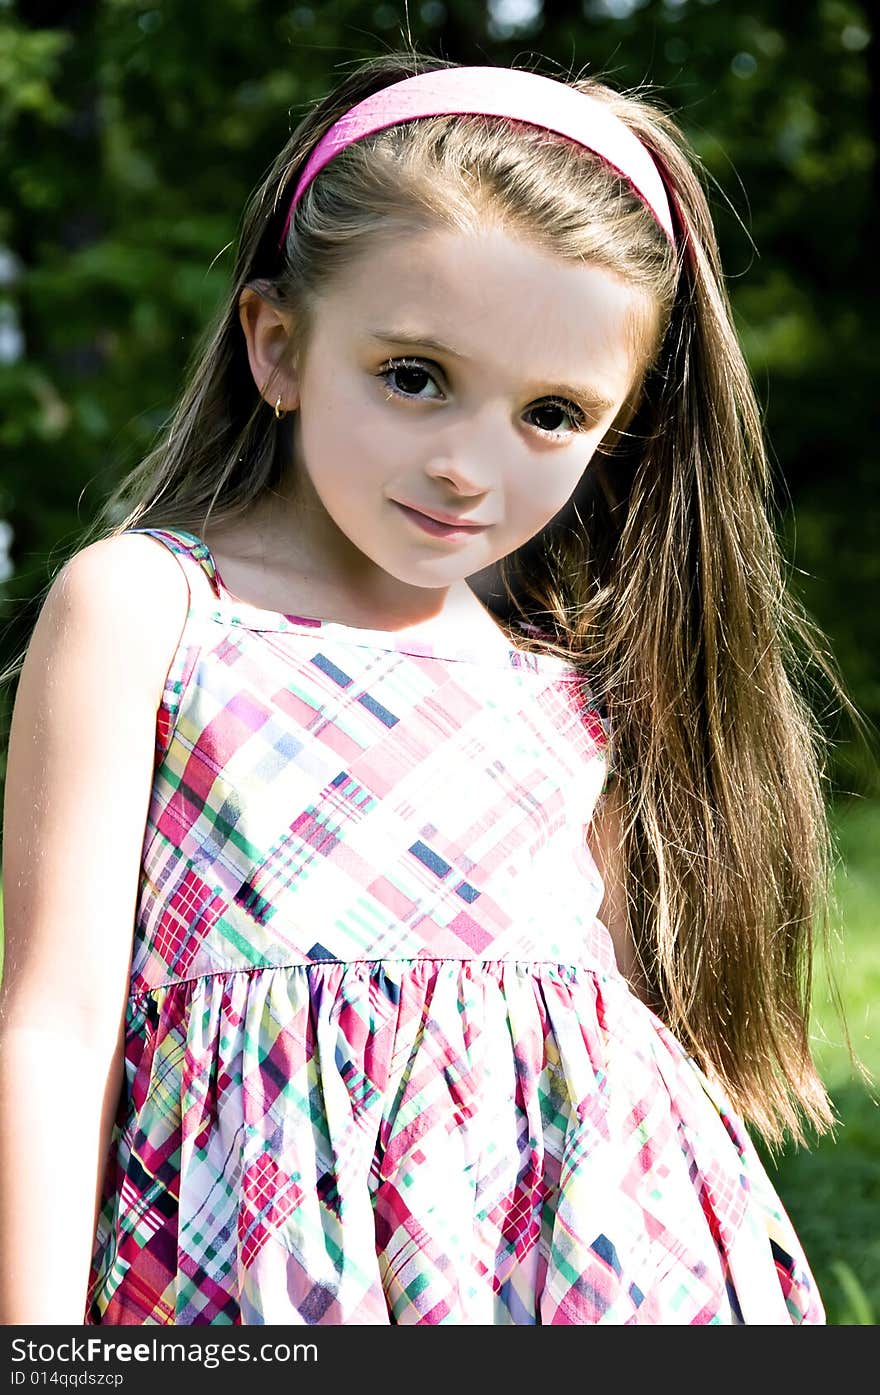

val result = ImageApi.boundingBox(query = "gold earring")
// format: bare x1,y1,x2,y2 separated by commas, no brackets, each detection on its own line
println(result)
274,394,287,420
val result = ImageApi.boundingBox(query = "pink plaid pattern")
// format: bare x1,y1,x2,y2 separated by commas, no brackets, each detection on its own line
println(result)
85,528,824,1325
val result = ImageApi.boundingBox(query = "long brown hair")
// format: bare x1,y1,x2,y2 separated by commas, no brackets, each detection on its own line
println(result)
4,49,870,1144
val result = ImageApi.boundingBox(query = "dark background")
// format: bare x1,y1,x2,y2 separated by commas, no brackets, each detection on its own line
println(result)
1,0,877,795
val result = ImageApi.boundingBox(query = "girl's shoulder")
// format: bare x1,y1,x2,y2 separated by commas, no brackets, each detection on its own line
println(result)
114,527,219,610
49,530,201,709
3,530,201,1066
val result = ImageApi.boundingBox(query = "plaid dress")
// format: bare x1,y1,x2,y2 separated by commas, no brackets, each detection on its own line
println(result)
85,526,824,1325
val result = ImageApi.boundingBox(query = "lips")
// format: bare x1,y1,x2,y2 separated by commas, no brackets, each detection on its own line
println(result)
397,502,487,528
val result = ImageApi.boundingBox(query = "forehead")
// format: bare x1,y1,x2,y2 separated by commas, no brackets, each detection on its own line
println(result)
318,223,657,388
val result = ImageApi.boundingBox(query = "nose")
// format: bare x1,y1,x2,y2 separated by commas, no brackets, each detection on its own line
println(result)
422,414,505,495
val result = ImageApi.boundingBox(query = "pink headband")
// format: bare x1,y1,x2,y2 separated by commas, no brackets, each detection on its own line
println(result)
278,66,676,248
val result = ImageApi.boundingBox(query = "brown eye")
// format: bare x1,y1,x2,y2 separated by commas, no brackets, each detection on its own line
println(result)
392,365,431,394
526,398,586,437
377,357,443,400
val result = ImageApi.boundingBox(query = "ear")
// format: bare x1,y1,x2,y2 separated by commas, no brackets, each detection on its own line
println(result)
238,283,300,413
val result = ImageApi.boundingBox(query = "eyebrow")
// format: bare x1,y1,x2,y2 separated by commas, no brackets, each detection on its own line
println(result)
368,328,618,415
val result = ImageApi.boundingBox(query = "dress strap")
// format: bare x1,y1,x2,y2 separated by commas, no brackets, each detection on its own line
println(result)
124,527,223,601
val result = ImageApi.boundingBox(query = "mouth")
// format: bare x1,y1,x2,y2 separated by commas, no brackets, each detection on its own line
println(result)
393,501,490,539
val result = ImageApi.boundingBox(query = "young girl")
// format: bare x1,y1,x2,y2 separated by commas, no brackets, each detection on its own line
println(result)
0,51,845,1326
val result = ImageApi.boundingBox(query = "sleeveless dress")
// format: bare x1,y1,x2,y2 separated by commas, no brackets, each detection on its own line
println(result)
85,526,824,1325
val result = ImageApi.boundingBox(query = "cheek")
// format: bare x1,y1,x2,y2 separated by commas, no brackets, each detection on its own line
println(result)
507,445,597,519
298,381,390,483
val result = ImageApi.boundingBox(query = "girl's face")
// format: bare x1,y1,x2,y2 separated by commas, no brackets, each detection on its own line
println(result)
276,223,654,611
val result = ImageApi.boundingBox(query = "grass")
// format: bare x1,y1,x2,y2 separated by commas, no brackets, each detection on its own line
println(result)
0,798,877,1324
755,795,880,1325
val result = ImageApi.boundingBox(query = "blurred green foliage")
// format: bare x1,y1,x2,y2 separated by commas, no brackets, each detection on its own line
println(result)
756,794,880,1326
1,0,876,797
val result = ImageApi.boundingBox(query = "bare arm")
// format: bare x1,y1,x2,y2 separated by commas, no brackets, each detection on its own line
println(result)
586,776,650,1002
0,535,189,1323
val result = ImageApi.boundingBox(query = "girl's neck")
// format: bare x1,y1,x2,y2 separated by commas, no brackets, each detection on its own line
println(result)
200,510,516,650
